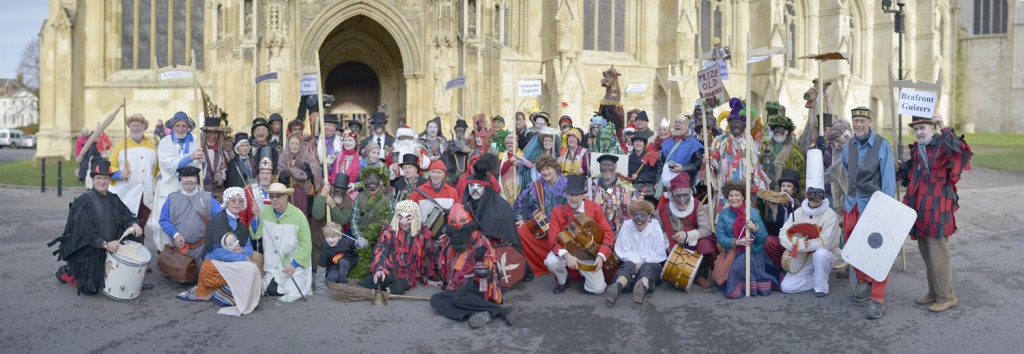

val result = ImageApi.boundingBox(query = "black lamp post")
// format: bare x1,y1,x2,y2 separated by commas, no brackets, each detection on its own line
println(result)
882,0,906,160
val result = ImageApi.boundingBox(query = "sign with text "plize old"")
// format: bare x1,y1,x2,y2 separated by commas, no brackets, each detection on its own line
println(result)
897,89,937,118
697,65,728,108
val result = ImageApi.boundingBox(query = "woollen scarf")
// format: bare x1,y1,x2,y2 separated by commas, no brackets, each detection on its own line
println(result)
730,203,748,251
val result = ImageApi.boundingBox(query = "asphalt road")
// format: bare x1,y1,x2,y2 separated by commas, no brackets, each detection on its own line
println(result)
0,168,1021,353
0,147,36,163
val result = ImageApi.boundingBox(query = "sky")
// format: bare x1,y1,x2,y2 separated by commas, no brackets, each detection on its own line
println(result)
0,0,48,81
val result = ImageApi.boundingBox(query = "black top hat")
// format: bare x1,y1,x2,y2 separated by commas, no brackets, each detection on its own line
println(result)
779,168,800,190
90,159,113,177
323,114,341,125
177,165,201,179
596,154,620,164
233,133,250,149
268,113,284,123
454,119,468,129
398,154,421,170
331,172,350,190
565,175,588,195
369,112,388,125
251,117,269,134
347,119,364,131
201,116,224,132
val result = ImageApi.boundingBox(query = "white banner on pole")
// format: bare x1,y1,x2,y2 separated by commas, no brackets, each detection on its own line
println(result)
625,83,648,93
299,74,318,96
697,65,728,108
747,54,772,64
518,80,542,97
897,88,937,118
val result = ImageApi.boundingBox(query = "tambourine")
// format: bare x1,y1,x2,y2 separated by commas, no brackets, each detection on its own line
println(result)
757,189,791,204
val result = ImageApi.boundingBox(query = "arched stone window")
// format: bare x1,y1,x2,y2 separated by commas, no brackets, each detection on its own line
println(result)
121,0,205,70
699,0,723,54
583,0,626,52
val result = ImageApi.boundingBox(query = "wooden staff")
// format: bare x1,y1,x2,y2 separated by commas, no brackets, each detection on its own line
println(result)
190,49,204,194
315,52,331,224
122,98,129,176
744,37,752,298
701,103,717,230
76,104,125,163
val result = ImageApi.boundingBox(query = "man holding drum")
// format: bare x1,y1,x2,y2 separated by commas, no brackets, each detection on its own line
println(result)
656,173,715,289
51,160,145,296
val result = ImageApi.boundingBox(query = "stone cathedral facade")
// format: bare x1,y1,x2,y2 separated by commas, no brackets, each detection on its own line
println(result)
36,0,956,160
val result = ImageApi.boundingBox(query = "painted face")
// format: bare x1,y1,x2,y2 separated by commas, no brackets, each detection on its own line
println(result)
429,169,446,184
180,176,199,192
600,160,616,176
851,117,871,139
772,127,788,143
288,138,301,154
631,211,650,227
172,120,190,139
93,175,111,193
324,122,337,137
468,183,486,200
672,187,692,206
366,174,382,193
727,190,744,208
914,123,935,145
253,126,269,141
343,135,357,150
226,195,246,214
427,122,439,136
658,125,671,138
728,120,745,137
397,213,414,230
455,126,467,138
373,123,386,135
235,141,251,157
474,136,484,146
567,193,585,210
258,170,273,186
780,181,795,195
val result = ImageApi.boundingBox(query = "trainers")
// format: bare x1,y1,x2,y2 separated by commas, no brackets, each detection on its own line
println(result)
915,294,937,305
468,311,491,329
502,304,519,325
929,298,958,313
850,283,872,303
866,301,885,320
605,282,622,308
633,281,648,305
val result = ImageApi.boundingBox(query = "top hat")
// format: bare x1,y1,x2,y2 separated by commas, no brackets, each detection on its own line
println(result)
369,112,388,125
565,175,588,195
90,159,113,177
398,154,421,170
331,172,350,190
778,168,801,190
251,117,269,134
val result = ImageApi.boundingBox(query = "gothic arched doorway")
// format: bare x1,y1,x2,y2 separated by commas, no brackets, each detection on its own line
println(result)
325,61,380,125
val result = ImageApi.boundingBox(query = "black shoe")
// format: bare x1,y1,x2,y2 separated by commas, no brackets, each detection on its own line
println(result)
502,304,520,325
56,265,68,283
142,283,154,291
815,292,827,297
605,282,622,308
552,283,567,294
523,268,534,283
468,311,491,329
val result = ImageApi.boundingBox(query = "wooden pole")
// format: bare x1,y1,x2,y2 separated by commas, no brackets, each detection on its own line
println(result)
315,52,331,224
744,37,752,298
76,105,125,163
191,50,204,194
817,43,824,138
122,98,129,178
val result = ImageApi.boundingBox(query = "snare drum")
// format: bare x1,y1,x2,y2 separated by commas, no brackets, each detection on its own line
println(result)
661,245,703,292
104,240,152,301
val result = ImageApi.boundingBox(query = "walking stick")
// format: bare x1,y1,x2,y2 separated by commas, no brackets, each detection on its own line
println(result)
702,103,717,230
744,38,753,298
315,52,331,224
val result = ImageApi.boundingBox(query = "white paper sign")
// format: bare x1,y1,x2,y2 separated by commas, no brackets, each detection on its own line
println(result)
159,70,192,80
625,84,648,93
841,192,917,282
897,89,937,118
747,54,772,64
697,65,728,108
518,80,542,97
299,74,318,96
702,60,728,80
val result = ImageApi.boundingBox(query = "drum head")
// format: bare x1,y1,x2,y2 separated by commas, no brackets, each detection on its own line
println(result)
111,240,152,266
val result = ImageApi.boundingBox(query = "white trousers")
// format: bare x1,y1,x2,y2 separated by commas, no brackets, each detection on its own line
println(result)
544,252,607,294
781,248,834,294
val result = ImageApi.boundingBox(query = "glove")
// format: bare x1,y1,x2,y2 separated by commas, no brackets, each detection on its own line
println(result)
684,230,700,247
354,236,369,250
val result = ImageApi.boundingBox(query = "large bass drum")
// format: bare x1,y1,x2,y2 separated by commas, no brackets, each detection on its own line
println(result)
104,241,152,301
661,245,703,292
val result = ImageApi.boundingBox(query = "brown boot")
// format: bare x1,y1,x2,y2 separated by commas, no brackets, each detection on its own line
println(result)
929,298,958,312
915,294,937,305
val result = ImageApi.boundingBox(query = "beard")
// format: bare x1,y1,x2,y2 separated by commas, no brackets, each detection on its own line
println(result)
393,139,417,154
772,134,787,143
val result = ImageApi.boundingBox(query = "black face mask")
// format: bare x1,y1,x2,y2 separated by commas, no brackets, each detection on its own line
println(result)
449,221,480,253
806,188,825,202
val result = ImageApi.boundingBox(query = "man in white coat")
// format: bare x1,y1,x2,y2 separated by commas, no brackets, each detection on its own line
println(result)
109,113,159,229
779,149,840,297
147,111,205,249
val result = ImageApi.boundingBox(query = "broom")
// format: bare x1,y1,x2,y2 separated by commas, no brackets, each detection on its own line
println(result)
327,281,431,302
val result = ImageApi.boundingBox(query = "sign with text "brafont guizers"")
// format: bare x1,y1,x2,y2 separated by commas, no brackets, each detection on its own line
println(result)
897,89,937,118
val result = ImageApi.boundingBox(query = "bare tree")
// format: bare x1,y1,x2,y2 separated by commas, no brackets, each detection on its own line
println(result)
17,37,40,91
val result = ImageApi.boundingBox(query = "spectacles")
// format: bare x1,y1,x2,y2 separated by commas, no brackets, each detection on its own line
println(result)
228,198,246,205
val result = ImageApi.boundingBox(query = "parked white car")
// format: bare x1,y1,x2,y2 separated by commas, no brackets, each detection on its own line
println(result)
18,134,35,148
0,129,26,149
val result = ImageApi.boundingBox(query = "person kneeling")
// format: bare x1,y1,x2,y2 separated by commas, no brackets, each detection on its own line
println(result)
606,200,667,307
779,150,840,297
544,175,615,295
431,204,518,329
357,200,437,294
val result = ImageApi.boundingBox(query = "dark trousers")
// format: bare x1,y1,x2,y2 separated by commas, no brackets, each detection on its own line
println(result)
326,258,355,283
430,282,504,321
357,272,411,295
613,261,661,293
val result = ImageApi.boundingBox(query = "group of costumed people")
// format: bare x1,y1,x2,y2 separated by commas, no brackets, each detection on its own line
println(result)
50,92,971,324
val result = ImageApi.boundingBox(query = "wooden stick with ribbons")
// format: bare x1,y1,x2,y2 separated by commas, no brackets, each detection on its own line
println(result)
314,52,331,224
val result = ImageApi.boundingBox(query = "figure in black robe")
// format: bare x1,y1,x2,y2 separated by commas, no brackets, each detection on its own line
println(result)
225,155,255,189
49,188,139,295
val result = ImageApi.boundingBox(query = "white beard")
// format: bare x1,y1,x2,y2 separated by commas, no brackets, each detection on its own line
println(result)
773,134,787,143
393,139,417,154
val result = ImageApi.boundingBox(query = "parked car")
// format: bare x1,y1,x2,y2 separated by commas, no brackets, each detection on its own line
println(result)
0,129,25,149
18,134,35,148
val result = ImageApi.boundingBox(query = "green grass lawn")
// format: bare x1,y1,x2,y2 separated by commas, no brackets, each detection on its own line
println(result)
962,133,1024,172
0,159,85,187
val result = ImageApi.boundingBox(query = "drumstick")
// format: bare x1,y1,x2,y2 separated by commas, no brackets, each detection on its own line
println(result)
117,227,134,243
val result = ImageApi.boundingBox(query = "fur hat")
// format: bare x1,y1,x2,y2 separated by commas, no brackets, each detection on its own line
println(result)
126,113,149,129
396,126,416,139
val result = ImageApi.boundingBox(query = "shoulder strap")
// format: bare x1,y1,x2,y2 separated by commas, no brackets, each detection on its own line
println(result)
668,138,686,158
415,187,447,211
534,180,546,213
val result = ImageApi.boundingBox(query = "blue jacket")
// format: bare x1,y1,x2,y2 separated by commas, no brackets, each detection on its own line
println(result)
716,206,769,254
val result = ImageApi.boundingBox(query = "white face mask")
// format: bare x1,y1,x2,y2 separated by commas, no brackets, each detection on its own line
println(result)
468,184,486,199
